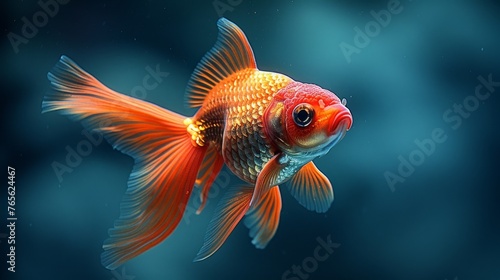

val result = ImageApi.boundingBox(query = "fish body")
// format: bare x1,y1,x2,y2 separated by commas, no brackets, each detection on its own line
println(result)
189,69,290,179
42,18,352,269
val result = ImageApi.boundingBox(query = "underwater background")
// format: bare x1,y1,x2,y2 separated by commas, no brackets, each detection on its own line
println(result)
2,0,500,279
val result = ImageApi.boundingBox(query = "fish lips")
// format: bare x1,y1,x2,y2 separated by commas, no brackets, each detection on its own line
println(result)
327,105,353,137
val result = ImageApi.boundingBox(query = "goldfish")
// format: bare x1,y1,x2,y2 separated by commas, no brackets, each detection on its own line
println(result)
42,18,353,269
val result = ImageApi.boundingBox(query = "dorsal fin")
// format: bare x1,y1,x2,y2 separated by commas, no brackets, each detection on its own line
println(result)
186,18,257,108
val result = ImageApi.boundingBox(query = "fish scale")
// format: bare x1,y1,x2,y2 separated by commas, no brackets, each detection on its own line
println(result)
193,69,292,183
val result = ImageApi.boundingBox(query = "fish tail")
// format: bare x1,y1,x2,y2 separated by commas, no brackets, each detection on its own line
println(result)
43,56,208,269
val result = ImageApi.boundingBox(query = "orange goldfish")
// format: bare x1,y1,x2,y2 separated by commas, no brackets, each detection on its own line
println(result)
42,18,352,269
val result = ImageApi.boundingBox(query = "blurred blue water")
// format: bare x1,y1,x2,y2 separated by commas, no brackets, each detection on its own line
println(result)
2,0,500,279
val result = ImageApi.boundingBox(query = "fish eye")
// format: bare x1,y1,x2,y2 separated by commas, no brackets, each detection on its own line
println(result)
292,103,314,127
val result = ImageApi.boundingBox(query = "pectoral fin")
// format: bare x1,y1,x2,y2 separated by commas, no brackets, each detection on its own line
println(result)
286,161,334,213
250,154,286,208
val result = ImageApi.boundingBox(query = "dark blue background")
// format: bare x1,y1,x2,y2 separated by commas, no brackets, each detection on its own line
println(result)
2,0,499,279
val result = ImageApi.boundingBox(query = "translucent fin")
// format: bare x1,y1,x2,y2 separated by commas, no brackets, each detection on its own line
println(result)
244,186,282,249
185,18,257,108
286,161,334,213
194,185,253,261
43,56,208,269
195,144,225,214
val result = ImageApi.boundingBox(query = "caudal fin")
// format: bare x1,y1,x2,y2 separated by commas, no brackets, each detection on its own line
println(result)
43,56,208,269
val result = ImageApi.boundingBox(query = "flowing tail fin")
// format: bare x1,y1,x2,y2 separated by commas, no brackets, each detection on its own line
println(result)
43,56,208,269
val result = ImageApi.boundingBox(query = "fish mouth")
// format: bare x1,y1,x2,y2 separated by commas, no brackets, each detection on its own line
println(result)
328,108,353,136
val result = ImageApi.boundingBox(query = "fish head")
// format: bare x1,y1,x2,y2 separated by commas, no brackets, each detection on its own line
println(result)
264,82,352,158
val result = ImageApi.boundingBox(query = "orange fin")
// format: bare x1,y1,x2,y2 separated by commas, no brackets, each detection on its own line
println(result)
250,154,286,208
286,161,334,213
244,186,282,249
185,17,257,108
194,185,253,261
195,144,225,214
43,56,207,269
